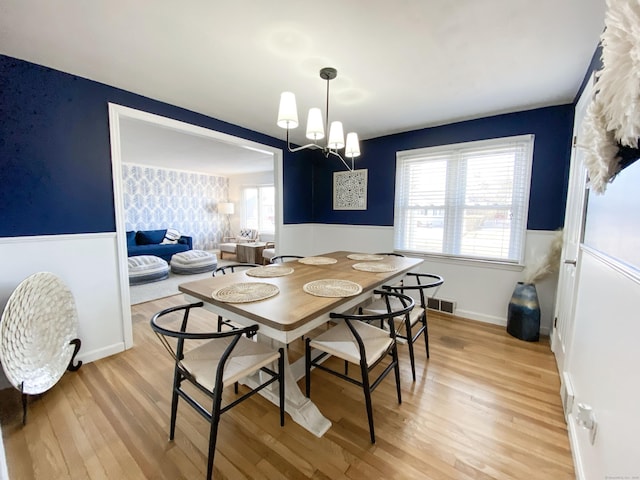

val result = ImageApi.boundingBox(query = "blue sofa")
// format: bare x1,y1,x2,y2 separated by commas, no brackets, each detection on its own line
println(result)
126,229,193,263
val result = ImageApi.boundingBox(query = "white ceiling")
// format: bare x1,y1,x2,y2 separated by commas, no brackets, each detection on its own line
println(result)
119,117,274,176
0,0,606,174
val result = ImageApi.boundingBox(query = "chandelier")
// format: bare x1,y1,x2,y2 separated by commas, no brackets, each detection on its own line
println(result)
277,67,361,171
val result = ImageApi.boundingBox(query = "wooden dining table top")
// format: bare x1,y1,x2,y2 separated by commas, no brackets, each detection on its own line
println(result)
178,251,423,332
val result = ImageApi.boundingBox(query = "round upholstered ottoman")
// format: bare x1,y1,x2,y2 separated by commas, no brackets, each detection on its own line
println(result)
171,250,218,274
128,255,170,285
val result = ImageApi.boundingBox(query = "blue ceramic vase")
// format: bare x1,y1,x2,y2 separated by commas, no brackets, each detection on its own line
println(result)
507,282,540,342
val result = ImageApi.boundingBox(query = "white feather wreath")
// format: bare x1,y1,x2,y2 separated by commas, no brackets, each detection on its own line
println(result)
581,96,621,194
597,0,640,148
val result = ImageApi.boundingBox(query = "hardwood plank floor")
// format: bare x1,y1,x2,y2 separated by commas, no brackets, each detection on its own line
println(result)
1,295,575,479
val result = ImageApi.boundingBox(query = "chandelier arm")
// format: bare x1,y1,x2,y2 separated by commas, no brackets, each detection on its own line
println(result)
285,127,322,153
287,142,324,153
326,149,353,171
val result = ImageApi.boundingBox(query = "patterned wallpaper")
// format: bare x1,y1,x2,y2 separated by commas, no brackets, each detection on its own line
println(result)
122,164,229,250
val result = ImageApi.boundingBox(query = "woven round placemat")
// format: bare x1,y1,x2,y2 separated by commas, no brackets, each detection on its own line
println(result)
212,282,279,303
347,253,385,261
0,272,79,394
246,265,294,278
352,262,399,273
303,279,363,298
298,256,338,265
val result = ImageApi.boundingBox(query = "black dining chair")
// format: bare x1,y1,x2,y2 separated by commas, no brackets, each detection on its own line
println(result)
150,302,285,480
305,290,415,443
363,273,444,381
270,255,303,263
212,263,261,331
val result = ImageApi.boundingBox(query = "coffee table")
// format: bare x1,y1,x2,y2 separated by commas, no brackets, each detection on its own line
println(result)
236,242,267,263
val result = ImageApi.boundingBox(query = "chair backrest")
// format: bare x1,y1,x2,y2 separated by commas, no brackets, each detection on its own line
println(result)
213,263,261,275
271,255,303,264
329,290,415,359
375,252,405,257
383,273,444,308
150,302,260,386
237,228,259,242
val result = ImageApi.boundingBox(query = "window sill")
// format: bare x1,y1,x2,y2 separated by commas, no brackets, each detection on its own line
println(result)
396,251,525,272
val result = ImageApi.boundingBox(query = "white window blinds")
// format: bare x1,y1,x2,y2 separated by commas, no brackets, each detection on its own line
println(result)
394,135,534,263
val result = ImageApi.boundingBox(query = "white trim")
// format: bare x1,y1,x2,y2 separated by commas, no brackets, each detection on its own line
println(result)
0,423,8,480
107,103,284,349
108,104,134,349
0,232,114,244
581,245,640,284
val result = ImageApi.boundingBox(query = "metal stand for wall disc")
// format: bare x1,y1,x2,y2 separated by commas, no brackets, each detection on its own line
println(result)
20,338,82,425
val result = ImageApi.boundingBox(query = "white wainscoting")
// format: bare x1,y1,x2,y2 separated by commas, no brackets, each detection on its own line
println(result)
0,233,128,367
564,247,640,479
277,224,558,334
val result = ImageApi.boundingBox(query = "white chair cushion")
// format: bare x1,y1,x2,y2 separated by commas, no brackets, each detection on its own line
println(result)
363,297,425,329
309,320,393,367
219,243,237,253
182,336,280,389
262,248,275,261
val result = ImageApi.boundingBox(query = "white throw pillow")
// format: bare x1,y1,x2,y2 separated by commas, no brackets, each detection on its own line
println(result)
161,228,180,244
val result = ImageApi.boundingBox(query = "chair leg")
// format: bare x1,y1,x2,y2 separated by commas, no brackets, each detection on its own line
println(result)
406,320,417,382
392,345,402,405
278,347,285,426
169,370,181,440
424,313,430,359
360,362,376,444
206,389,224,480
305,337,311,398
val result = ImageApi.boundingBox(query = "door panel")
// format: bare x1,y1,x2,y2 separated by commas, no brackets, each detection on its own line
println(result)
551,74,593,375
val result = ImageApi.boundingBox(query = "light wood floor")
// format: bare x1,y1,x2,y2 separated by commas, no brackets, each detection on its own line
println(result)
0,295,575,479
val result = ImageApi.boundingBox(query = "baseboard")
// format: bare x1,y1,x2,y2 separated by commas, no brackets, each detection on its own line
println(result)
567,414,586,480
77,342,125,364
0,424,7,480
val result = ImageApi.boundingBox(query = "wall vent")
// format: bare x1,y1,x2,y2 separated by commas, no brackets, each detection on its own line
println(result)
427,297,456,315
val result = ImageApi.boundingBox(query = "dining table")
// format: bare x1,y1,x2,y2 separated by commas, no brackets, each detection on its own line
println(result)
178,250,423,437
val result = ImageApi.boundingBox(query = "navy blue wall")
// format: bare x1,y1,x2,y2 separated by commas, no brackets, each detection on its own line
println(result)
311,105,575,230
0,54,313,237
2,53,575,237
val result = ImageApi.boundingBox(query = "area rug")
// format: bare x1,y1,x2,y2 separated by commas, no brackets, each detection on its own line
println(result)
129,259,233,305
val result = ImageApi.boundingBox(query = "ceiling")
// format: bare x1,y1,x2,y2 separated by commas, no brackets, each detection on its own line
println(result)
1,1,606,173
119,117,274,176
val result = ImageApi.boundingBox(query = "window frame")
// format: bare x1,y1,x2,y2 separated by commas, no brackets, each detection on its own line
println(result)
393,134,534,266
241,184,275,235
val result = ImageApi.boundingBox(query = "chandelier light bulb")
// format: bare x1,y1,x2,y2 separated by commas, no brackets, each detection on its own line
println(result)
277,92,298,129
305,108,325,141
328,121,345,150
345,132,361,158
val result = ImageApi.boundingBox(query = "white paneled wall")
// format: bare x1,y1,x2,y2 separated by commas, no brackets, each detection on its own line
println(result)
1,233,128,367
565,248,640,478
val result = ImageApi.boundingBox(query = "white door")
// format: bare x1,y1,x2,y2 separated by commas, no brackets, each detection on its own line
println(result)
551,74,594,375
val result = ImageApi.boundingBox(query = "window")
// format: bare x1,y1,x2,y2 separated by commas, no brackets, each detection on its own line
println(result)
242,185,275,234
394,135,534,264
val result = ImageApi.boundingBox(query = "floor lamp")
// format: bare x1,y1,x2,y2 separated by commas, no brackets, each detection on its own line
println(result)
218,202,234,237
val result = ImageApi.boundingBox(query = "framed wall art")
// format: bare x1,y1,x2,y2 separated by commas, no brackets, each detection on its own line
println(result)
333,169,368,210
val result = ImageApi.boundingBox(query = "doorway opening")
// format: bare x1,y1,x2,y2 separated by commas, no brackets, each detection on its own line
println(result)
108,103,284,348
